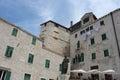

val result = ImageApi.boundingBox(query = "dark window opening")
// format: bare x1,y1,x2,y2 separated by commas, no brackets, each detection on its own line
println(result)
83,17,89,24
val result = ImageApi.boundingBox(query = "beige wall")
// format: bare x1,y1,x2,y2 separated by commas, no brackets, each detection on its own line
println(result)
0,19,63,80
40,22,70,56
70,10,120,79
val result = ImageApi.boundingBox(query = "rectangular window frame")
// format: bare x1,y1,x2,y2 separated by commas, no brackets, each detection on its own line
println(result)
12,28,18,37
28,54,34,64
45,59,50,68
102,33,107,41
5,46,14,57
92,53,96,60
104,49,109,57
24,73,31,80
91,38,95,45
100,20,105,26
32,37,36,45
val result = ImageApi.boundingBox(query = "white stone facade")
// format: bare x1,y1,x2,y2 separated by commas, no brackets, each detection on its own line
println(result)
70,9,120,80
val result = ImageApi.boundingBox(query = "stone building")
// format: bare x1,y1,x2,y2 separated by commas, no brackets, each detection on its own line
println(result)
0,8,120,80
70,9,120,80
0,19,70,80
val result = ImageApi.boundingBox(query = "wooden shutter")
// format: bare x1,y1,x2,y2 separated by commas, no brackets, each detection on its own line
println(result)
5,71,11,80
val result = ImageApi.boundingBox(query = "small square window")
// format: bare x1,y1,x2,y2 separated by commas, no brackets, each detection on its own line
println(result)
100,21,105,26
83,17,89,24
24,73,31,80
75,34,77,38
86,27,89,32
91,38,95,45
90,26,93,30
102,33,107,41
104,49,109,57
28,54,34,64
5,46,14,57
12,28,18,37
80,30,85,35
32,37,36,45
45,59,50,68
92,53,96,59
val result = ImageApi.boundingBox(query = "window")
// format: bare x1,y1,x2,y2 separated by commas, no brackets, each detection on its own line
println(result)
92,53,96,59
28,54,34,64
80,30,85,35
100,20,105,26
81,53,84,62
83,17,89,24
104,49,109,57
24,74,31,80
32,37,36,45
77,41,80,49
86,27,89,32
90,26,93,30
91,38,95,45
0,69,11,80
59,64,62,71
12,28,18,37
73,58,75,64
45,59,50,68
102,33,107,41
75,55,78,62
78,54,81,62
5,46,14,57
41,78,46,80
75,34,77,38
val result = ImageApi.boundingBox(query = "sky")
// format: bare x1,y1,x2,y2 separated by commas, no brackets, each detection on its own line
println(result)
0,0,120,37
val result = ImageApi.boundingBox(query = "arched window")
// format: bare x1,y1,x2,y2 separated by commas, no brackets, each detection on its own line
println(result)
77,41,80,49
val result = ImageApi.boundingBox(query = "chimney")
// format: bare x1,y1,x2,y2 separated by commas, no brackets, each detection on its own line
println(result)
70,21,73,27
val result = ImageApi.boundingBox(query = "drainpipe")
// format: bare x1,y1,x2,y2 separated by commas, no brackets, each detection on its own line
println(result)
110,12,120,57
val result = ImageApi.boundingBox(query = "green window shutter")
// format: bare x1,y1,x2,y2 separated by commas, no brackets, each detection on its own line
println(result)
77,41,80,49
92,53,96,59
45,59,50,68
75,55,78,62
104,49,109,57
32,37,36,45
5,46,14,57
78,54,81,62
41,78,46,80
5,71,11,80
102,33,107,41
12,28,18,37
59,64,62,71
24,74,31,80
100,20,105,26
91,38,95,45
81,53,84,62
28,54,34,64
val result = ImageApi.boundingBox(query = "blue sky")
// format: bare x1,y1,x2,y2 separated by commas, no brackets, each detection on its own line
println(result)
0,0,120,36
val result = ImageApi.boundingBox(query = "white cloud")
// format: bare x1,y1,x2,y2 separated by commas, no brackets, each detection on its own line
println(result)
67,0,120,22
88,0,119,18
67,0,89,22
26,0,55,21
